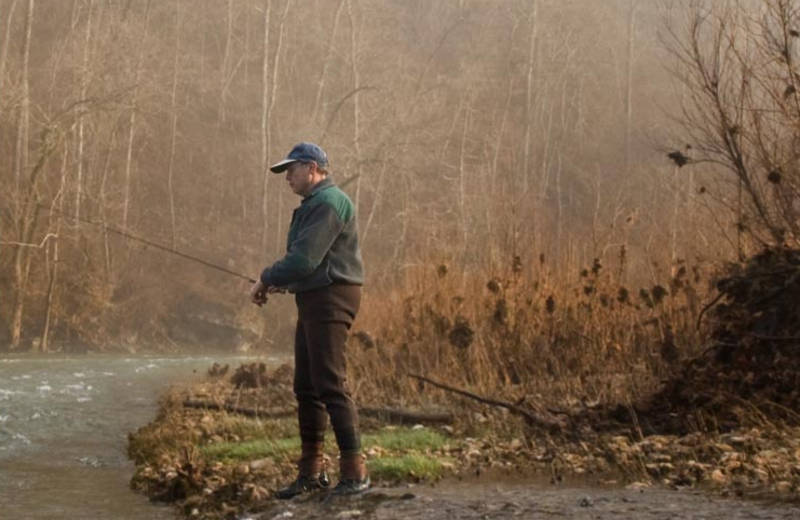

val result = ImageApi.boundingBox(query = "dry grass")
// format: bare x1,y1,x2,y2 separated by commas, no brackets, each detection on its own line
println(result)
349,253,712,413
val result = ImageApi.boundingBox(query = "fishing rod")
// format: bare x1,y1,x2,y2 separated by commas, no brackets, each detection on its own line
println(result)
38,204,257,284
32,175,361,284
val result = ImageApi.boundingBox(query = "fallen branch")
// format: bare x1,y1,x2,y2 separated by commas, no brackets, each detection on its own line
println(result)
360,406,453,425
183,400,454,425
182,400,294,419
407,373,564,432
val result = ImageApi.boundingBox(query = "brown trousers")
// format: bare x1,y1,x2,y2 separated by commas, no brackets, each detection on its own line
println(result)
294,283,361,454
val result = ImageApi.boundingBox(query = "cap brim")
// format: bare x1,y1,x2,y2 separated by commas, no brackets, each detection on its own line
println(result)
269,159,298,173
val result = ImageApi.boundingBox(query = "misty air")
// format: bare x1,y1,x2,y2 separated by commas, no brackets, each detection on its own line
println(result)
2,1,800,519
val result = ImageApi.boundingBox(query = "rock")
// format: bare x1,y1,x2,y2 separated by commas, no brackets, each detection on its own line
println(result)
711,469,730,485
649,454,672,463
249,458,275,471
579,496,593,507
244,484,270,501
724,436,748,448
181,495,204,515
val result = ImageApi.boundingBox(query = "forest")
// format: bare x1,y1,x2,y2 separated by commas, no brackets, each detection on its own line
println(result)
0,0,796,372
5,1,800,517
1,0,719,353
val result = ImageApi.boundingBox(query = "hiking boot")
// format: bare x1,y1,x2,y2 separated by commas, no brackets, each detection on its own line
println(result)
331,452,370,496
274,440,329,500
274,472,330,500
330,474,371,496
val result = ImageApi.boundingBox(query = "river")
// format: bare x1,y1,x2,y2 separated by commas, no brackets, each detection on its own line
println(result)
4,354,800,520
0,353,277,520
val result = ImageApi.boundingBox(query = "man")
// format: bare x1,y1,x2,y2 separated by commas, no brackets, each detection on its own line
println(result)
249,142,369,498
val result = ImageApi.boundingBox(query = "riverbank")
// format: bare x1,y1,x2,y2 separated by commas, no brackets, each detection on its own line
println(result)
127,363,800,520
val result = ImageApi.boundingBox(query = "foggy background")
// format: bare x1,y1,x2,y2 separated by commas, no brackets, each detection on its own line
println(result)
0,0,732,351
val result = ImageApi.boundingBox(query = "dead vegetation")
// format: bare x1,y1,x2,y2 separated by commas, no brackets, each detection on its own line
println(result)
349,250,708,416
127,246,800,519
636,246,800,434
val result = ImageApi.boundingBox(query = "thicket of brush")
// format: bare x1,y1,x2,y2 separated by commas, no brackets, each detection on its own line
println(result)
349,249,711,412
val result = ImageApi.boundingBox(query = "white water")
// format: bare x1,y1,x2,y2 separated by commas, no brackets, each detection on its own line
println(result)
0,353,277,520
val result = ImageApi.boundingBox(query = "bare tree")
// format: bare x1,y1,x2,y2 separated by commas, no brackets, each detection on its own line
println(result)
122,0,151,229
663,0,800,246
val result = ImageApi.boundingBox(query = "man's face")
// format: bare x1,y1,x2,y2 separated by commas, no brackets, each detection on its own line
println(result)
285,162,314,196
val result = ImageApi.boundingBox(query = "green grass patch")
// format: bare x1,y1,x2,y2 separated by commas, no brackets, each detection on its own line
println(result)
200,427,449,464
363,428,448,452
368,454,452,481
201,437,302,462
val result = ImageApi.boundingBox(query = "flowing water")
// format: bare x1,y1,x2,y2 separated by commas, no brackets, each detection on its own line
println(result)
4,354,800,520
0,353,278,520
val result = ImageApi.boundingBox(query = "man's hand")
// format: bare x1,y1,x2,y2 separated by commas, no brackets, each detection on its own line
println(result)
250,280,268,307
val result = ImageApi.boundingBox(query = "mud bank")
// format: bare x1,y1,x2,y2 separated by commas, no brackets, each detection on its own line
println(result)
247,478,800,520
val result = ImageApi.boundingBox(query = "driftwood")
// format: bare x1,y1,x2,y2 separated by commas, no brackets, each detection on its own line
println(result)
408,373,564,433
360,406,453,425
182,400,294,419
182,400,453,425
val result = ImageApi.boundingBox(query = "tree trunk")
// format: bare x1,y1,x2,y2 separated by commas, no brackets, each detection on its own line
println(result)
8,0,35,349
0,0,20,107
522,0,539,197
346,0,363,209
122,0,151,229
42,146,70,352
167,0,182,248
311,0,345,129
269,0,291,257
11,140,58,348
12,0,33,193
74,0,93,228
624,0,637,174
259,0,272,258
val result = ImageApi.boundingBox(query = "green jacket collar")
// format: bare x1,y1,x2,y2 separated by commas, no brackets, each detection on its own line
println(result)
303,177,335,201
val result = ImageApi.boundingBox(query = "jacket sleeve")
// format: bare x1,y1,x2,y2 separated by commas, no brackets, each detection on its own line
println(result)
260,202,344,287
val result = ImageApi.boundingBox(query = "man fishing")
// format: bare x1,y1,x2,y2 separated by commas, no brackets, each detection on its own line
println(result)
249,142,369,498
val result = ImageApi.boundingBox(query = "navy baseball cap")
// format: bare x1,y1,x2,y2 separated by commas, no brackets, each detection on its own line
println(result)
270,142,329,173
